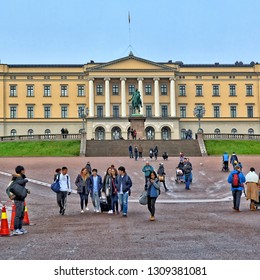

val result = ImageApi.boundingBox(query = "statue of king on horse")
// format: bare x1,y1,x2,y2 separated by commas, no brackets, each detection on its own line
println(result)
129,88,142,114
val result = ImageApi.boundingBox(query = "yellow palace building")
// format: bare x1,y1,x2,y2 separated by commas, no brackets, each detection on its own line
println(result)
0,53,260,140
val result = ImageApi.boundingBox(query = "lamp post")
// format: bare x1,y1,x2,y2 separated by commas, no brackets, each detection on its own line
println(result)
193,105,205,132
78,106,89,133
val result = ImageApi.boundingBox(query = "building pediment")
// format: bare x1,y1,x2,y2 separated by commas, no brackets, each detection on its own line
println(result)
86,55,177,73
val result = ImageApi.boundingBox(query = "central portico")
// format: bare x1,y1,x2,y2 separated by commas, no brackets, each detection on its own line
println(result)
85,53,180,140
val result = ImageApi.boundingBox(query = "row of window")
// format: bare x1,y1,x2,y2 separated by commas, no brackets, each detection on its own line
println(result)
9,104,170,119
179,105,254,118
9,83,255,98
9,84,169,97
8,104,255,119
179,84,254,97
178,75,253,80
10,75,85,80
10,85,86,97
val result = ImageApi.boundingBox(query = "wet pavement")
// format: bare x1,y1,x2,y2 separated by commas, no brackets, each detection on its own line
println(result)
0,156,259,260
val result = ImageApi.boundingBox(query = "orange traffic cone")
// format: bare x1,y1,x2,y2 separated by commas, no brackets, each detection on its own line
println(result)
10,204,16,231
23,201,30,225
0,205,11,236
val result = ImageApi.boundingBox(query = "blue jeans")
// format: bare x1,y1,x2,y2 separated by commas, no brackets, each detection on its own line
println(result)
118,192,129,215
185,173,191,189
92,192,100,211
232,190,242,210
112,195,119,213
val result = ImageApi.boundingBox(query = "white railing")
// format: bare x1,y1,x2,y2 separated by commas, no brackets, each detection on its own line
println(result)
202,133,260,140
0,133,81,142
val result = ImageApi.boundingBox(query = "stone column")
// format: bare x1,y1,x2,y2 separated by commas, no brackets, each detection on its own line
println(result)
88,78,94,117
138,77,144,115
170,78,176,117
120,78,127,117
80,132,87,157
154,78,160,117
105,78,110,117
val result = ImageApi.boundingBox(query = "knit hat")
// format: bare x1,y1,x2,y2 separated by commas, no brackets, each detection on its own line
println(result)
15,165,25,174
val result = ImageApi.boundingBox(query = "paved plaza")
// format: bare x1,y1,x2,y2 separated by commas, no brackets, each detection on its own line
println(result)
0,155,259,260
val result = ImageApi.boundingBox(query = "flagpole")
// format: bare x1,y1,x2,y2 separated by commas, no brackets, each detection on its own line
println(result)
128,11,132,51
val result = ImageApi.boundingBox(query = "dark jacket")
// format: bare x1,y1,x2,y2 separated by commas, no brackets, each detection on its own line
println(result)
11,174,29,201
230,154,238,165
103,174,112,196
157,165,165,176
75,174,90,194
85,164,92,175
183,162,192,175
115,174,132,193
89,175,103,197
227,170,246,191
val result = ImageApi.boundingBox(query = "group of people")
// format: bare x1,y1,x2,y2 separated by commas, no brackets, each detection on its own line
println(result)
225,152,260,211
128,145,164,161
185,129,193,139
127,127,137,140
60,128,69,138
128,144,143,160
6,151,259,237
55,160,171,222
54,163,133,218
222,151,242,172
149,146,158,160
175,153,193,190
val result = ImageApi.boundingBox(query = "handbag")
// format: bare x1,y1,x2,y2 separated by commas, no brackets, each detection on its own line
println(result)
51,180,60,193
9,183,28,199
139,191,148,205
158,175,164,182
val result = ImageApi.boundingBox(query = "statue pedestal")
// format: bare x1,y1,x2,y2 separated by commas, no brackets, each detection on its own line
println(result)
128,115,146,139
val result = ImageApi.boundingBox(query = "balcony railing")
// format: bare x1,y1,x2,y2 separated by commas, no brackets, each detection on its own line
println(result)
202,133,260,140
0,133,81,142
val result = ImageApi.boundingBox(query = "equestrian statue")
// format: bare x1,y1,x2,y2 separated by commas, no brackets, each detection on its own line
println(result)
129,88,142,114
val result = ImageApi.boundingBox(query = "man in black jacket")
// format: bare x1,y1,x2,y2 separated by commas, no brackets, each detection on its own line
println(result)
115,166,132,217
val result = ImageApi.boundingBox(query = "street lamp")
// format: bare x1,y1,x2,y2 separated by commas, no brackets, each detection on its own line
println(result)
193,105,206,132
78,106,89,133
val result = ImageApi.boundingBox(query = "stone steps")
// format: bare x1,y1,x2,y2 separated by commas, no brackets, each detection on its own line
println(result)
85,140,202,157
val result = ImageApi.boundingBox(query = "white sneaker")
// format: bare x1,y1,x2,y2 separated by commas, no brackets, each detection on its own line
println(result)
108,210,113,214
81,210,84,214
13,229,24,235
20,228,28,234
85,207,89,211
96,210,100,213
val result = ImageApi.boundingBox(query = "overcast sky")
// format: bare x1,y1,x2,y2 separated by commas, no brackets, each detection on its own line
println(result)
0,0,259,64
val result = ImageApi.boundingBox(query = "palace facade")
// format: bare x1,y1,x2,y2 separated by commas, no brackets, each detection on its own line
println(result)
0,53,260,140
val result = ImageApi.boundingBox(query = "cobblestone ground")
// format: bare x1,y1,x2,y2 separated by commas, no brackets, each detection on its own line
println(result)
0,156,259,260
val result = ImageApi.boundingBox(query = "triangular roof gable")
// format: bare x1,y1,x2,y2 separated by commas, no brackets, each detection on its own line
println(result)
88,55,174,72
